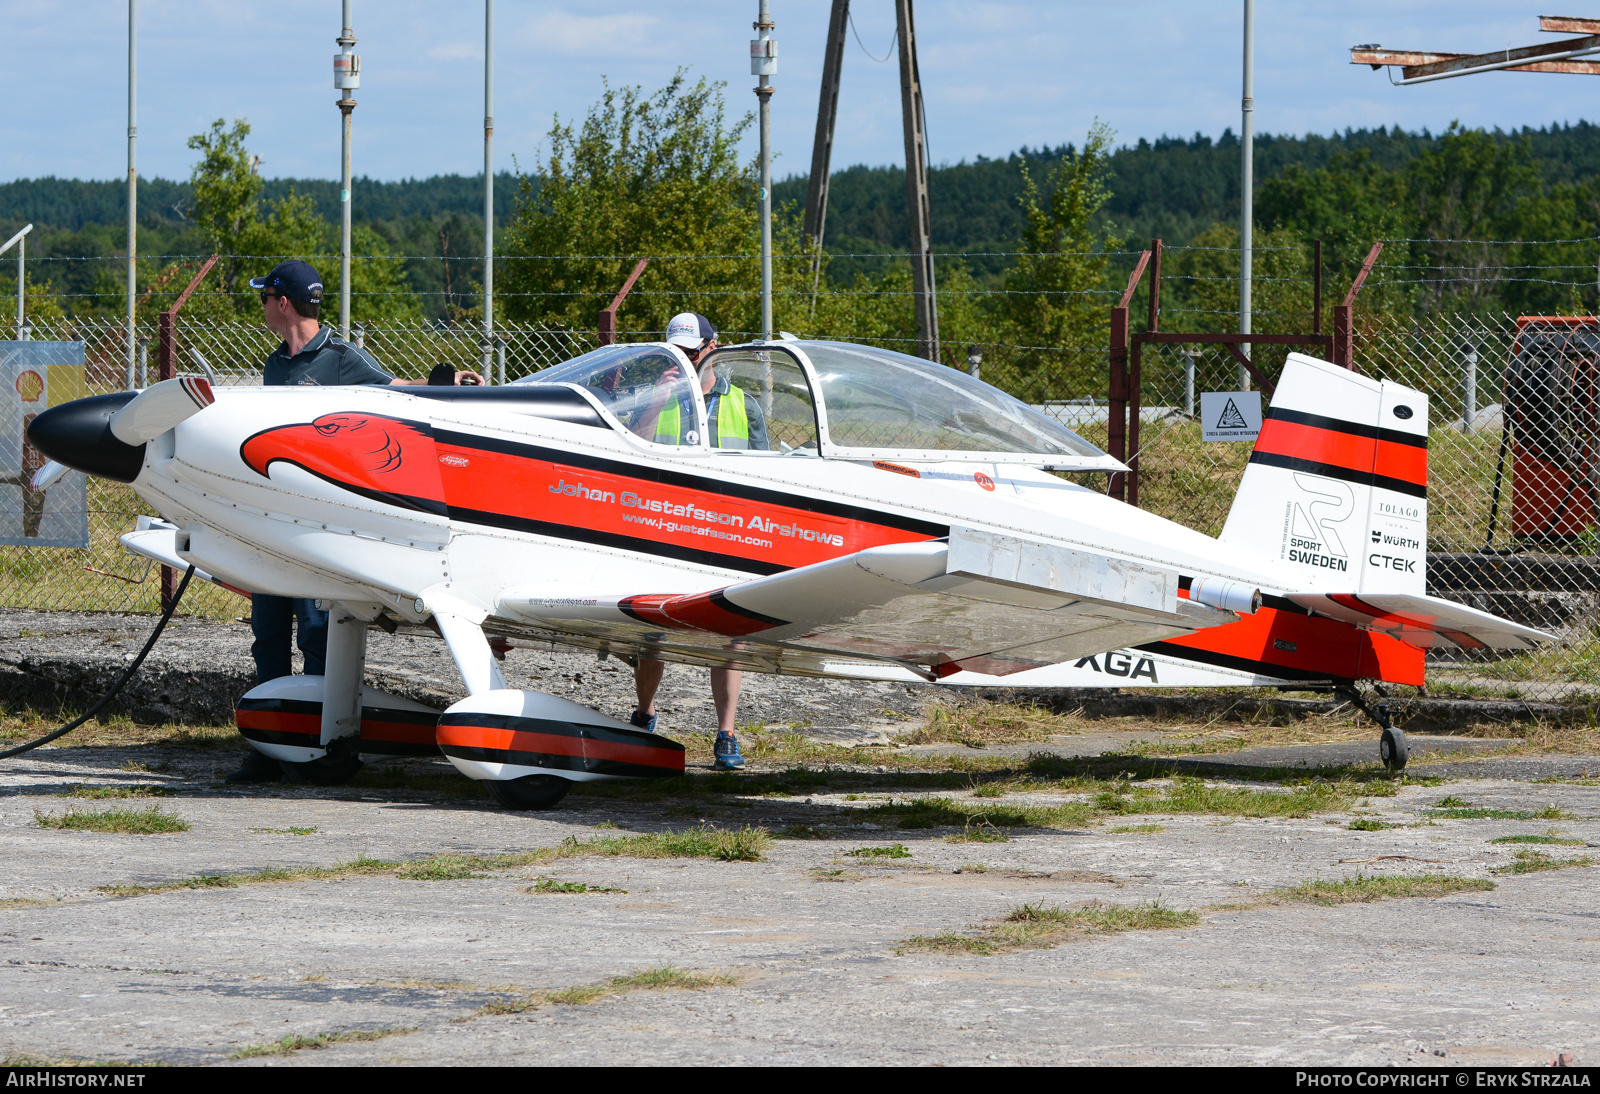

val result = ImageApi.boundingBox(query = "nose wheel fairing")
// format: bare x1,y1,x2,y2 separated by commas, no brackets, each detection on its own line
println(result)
235,676,442,762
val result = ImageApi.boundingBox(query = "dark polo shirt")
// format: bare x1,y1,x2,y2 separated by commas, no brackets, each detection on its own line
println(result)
262,325,394,387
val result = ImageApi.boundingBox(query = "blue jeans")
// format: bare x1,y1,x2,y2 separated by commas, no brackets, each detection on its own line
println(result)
250,595,329,684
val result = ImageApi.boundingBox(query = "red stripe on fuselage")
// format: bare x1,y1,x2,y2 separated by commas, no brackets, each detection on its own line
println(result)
240,413,939,573
619,591,773,635
1254,419,1426,488
1161,604,1424,685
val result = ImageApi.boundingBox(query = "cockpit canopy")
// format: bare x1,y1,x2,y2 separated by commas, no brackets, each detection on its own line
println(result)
512,339,1122,471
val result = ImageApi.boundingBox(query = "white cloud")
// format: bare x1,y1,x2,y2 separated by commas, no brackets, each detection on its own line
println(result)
427,42,479,62
515,10,663,57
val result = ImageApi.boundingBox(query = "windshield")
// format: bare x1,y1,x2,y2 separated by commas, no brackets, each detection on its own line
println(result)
513,344,703,447
797,341,1110,462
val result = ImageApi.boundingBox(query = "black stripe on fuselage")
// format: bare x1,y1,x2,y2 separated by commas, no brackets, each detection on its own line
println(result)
1265,406,1428,449
1136,639,1346,684
1247,450,1428,499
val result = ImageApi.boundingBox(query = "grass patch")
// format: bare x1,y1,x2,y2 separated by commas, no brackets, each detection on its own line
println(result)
396,855,486,881
529,877,627,894
943,825,1010,843
844,843,911,859
857,795,1093,831
251,826,318,836
34,805,188,834
1347,818,1393,831
1107,824,1164,834
470,966,740,1018
229,1027,417,1059
98,826,771,897
1270,874,1495,905
1489,834,1585,846
900,899,1198,955
572,825,769,862
1493,850,1595,875
50,784,170,799
1095,777,1369,820
898,701,1088,748
1428,804,1570,820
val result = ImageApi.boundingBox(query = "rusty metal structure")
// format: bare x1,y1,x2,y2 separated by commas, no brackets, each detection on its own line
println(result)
1106,238,1380,507
1351,15,1600,83
596,258,650,347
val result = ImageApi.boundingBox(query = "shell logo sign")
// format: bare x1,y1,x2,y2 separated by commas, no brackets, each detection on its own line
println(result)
3,343,88,548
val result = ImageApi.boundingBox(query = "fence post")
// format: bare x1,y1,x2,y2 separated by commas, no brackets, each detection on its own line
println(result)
1334,241,1384,371
1108,250,1152,503
597,257,650,349
155,256,218,613
1109,305,1128,502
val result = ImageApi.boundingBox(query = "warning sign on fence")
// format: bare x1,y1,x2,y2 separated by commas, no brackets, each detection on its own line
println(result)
1200,390,1262,442
0,341,88,548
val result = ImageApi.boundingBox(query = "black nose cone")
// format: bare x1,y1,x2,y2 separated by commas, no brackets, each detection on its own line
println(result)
26,392,147,483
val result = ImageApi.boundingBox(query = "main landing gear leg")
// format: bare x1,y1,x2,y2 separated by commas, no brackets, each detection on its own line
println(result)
1337,683,1409,773
282,603,367,787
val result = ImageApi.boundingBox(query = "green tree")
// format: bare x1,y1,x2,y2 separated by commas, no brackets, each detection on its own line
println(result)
1000,122,1124,351
503,73,794,337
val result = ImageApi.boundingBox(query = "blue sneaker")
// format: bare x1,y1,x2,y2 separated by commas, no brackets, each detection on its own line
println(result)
713,731,745,770
629,709,658,733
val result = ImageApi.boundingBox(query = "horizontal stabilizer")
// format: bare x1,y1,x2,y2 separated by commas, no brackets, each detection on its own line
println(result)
1290,591,1554,651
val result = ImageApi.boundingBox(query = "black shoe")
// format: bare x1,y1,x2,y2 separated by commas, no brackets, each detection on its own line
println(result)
225,749,283,784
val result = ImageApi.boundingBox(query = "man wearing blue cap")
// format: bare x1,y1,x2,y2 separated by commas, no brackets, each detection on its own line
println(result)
227,259,481,783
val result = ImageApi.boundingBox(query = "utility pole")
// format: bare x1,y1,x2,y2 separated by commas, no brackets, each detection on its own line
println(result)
1238,0,1254,389
896,0,938,362
804,0,849,285
126,0,137,386
335,1,361,340
752,0,777,341
483,0,495,381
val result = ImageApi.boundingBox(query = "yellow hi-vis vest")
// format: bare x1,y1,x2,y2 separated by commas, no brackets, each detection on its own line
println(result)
653,384,751,448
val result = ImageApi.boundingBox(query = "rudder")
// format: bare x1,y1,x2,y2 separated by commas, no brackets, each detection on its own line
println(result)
1219,352,1428,597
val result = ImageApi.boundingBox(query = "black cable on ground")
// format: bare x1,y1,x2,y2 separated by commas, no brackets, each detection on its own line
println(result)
0,565,195,761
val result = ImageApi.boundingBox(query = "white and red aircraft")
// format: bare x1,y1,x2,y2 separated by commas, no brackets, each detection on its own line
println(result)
27,340,1550,807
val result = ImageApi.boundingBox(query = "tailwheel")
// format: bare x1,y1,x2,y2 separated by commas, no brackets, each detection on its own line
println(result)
484,774,572,811
1379,727,1410,772
281,752,364,786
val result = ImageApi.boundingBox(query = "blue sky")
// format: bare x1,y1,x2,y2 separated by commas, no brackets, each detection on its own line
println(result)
0,1,1591,183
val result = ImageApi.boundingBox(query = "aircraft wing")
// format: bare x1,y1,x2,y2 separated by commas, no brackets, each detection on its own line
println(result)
495,528,1236,678
1289,592,1553,651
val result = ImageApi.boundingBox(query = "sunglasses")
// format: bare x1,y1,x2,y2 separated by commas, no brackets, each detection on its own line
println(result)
259,291,282,303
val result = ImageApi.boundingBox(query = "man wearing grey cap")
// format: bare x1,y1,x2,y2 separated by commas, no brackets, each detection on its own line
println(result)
227,259,481,784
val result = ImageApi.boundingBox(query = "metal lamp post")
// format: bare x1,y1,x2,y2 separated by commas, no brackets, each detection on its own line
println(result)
335,2,361,340
752,1,776,341
483,0,495,381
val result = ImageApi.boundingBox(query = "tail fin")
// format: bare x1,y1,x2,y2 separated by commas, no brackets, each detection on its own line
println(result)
1219,352,1428,597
